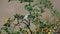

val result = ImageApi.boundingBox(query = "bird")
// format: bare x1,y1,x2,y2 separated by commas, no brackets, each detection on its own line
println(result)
23,12,31,28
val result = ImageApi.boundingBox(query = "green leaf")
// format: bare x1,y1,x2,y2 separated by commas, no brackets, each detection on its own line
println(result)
19,0,33,3
14,14,24,19
19,0,24,3
3,23,10,27
4,18,11,27
15,32,20,34
24,0,33,2
25,4,33,11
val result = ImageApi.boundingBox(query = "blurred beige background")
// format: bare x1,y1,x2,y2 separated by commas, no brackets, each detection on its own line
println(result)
0,0,60,31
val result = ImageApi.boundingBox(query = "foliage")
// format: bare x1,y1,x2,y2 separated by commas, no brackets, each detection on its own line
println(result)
0,0,60,34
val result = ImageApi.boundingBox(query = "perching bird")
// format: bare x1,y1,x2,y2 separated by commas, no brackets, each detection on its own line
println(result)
23,12,31,27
